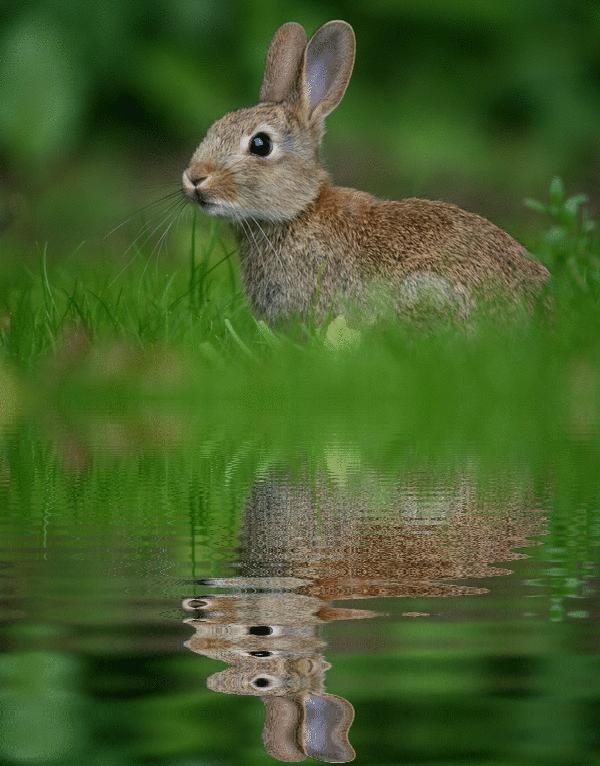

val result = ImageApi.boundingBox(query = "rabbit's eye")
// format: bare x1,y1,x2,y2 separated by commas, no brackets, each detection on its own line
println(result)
250,673,280,690
249,133,272,157
248,625,273,636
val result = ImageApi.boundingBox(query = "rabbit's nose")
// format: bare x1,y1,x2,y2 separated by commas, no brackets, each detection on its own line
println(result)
182,169,210,201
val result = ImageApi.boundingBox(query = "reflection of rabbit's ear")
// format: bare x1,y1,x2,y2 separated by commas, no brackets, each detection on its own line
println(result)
262,692,356,763
301,692,356,763
317,605,381,622
299,20,356,123
260,22,308,103
262,697,305,762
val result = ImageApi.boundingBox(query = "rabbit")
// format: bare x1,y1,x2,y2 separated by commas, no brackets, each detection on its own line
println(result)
182,20,550,324
183,468,546,762
183,588,363,762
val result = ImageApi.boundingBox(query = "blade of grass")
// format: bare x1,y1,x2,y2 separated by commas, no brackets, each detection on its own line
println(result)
224,318,254,358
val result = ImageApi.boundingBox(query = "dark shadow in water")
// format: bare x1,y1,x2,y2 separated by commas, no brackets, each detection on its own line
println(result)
183,471,545,763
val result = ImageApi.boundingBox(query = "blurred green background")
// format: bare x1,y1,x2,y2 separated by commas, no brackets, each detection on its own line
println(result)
2,7,600,764
2,0,600,252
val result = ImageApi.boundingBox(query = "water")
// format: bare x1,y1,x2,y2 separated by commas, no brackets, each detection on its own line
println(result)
1,414,599,766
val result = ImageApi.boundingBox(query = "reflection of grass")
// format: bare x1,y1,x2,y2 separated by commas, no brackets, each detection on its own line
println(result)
1,394,599,766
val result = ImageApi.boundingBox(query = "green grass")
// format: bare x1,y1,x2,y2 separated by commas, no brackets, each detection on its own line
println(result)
0,179,599,440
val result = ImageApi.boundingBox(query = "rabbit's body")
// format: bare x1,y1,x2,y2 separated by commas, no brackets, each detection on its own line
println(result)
183,20,549,323
238,182,548,322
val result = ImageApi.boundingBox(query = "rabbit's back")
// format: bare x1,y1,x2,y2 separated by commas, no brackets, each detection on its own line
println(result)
319,186,549,300
238,184,549,322
368,195,548,295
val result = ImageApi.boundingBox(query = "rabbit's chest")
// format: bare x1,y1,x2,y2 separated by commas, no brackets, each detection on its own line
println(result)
237,227,353,321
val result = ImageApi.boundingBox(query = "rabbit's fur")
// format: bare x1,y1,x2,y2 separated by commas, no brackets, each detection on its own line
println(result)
183,470,545,762
183,21,549,323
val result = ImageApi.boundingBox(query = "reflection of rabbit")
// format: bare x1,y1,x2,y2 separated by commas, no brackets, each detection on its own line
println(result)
182,21,549,323
184,589,367,762
235,474,543,599
184,471,544,762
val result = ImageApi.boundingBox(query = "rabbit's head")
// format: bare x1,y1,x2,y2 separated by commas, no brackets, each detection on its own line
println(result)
182,21,356,222
182,587,375,761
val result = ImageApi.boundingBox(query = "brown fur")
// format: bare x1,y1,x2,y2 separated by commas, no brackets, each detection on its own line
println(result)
183,20,549,323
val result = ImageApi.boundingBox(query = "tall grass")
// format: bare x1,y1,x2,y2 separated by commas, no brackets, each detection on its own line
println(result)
0,179,598,439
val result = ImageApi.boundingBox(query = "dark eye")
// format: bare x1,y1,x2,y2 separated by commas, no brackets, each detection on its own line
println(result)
248,625,273,636
249,132,272,157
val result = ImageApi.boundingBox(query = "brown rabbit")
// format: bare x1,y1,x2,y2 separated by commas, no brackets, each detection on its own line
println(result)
182,20,549,323
183,469,545,762
183,587,362,762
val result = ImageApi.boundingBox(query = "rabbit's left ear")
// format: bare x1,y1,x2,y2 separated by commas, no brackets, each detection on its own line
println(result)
300,20,356,123
260,22,308,103
262,697,306,762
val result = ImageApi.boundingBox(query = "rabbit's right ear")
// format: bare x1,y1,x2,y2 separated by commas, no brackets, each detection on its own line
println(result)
300,692,356,763
298,20,356,124
260,22,308,103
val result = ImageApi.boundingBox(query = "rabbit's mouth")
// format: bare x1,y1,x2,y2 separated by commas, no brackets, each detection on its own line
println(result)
193,189,227,215
197,199,232,218
192,188,213,209
188,190,224,215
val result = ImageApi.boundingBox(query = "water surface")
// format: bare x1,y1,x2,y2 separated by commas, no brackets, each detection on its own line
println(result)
0,414,599,765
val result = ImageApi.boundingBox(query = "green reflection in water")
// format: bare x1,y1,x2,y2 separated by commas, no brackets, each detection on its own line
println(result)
0,408,598,765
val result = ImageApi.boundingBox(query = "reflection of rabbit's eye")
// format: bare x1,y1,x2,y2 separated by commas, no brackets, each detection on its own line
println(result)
249,650,272,657
252,677,271,688
187,599,208,609
249,133,272,157
248,625,273,636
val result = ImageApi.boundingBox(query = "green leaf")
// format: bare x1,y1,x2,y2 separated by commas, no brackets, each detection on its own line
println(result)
549,177,565,207
524,198,547,214
325,315,361,351
564,194,588,216
255,319,281,349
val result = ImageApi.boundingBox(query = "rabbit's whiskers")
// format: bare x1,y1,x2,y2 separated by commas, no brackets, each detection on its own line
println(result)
141,198,188,279
104,190,183,239
234,214,259,260
249,216,286,273
109,197,188,286
130,197,187,254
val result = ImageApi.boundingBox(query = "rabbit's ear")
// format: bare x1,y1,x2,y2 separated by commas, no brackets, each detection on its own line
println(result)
300,692,356,763
262,697,305,762
300,20,356,123
317,605,381,622
260,22,308,103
